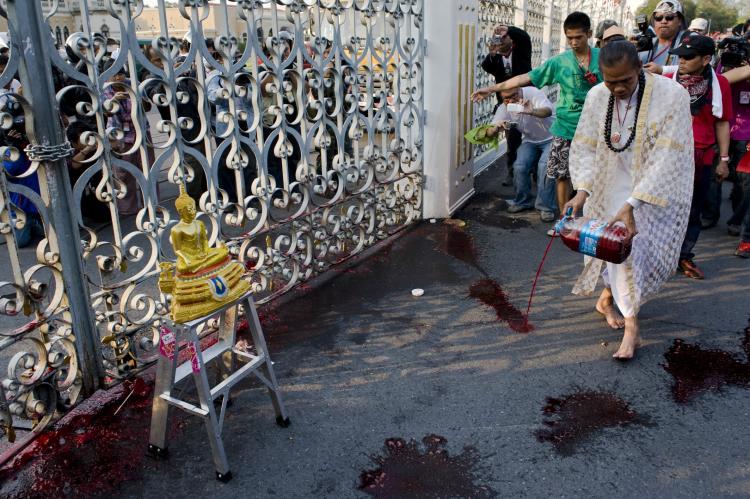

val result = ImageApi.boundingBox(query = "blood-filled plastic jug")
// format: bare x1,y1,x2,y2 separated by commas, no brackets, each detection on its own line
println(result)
555,216,632,264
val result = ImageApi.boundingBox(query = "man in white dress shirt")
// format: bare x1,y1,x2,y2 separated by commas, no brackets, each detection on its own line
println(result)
487,86,557,222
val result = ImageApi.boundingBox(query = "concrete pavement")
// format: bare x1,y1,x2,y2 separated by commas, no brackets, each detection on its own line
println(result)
3,159,750,498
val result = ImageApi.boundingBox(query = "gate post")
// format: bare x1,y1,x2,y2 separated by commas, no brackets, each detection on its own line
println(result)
423,0,479,218
6,1,103,394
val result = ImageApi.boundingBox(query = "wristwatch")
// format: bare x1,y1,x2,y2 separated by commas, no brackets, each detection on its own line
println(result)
720,156,730,162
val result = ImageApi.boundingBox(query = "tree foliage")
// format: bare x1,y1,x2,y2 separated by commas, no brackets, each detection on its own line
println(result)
636,0,739,32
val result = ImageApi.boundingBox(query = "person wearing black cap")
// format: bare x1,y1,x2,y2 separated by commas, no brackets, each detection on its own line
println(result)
664,34,733,279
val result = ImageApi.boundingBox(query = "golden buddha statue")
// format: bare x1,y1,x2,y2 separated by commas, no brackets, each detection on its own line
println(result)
159,186,250,323
171,191,229,274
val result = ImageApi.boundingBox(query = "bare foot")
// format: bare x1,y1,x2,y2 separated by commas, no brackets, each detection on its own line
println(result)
613,317,642,360
595,289,625,329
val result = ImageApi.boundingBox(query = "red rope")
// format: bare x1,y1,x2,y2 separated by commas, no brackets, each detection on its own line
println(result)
525,231,557,319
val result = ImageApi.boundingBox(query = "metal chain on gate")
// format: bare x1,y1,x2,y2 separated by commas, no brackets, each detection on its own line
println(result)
24,142,75,163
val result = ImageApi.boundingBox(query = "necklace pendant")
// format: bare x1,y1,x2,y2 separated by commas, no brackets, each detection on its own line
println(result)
611,132,621,144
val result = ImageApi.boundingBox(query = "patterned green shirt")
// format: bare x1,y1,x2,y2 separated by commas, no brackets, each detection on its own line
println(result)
528,47,602,140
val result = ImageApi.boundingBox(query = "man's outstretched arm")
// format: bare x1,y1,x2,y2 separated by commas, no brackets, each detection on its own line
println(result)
471,73,532,102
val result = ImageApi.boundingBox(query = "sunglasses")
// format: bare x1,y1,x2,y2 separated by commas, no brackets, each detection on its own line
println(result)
653,14,676,22
679,53,699,61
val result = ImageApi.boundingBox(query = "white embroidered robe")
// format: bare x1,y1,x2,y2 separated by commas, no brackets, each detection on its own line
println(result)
569,73,694,312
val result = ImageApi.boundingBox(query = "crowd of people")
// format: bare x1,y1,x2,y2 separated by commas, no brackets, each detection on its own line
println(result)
473,0,750,360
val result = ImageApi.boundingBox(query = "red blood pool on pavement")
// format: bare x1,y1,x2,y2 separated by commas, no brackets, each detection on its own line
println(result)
441,225,481,268
535,390,649,456
663,322,750,404
358,434,495,498
469,278,533,333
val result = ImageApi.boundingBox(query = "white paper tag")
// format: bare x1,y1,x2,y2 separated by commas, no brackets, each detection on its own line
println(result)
740,91,750,105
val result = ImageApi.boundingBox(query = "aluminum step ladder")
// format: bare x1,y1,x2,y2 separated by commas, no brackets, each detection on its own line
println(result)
147,290,290,482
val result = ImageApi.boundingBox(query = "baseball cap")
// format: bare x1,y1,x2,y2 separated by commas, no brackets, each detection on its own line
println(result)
669,33,715,57
653,0,683,15
595,19,618,39
602,26,625,41
688,18,708,32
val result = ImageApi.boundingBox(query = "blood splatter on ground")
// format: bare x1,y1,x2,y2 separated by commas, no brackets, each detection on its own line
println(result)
469,278,533,333
433,225,534,333
535,390,649,456
663,323,750,404
439,225,481,269
0,376,187,499
358,434,495,498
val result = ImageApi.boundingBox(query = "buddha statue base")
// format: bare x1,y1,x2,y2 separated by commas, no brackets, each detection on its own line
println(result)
161,256,251,324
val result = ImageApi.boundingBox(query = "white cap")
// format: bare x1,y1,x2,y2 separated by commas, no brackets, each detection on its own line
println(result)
688,18,708,32
654,0,683,15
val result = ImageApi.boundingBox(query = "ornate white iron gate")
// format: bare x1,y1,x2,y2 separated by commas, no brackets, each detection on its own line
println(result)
0,0,424,443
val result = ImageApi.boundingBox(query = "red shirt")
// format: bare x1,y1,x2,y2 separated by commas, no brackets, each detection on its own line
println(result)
665,72,733,165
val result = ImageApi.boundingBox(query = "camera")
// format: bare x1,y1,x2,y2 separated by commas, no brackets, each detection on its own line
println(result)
718,35,750,68
635,14,654,53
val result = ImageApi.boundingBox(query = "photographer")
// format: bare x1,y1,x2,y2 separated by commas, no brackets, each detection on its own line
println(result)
632,14,656,50
716,33,750,257
481,24,532,184
703,32,750,231
720,31,750,85
639,0,687,75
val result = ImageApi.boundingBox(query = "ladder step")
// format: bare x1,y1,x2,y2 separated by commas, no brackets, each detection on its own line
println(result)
210,353,265,400
159,394,209,417
175,339,231,383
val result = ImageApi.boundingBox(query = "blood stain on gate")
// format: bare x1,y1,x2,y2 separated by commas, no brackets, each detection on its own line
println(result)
663,321,750,404
469,278,533,333
358,434,496,498
535,390,650,456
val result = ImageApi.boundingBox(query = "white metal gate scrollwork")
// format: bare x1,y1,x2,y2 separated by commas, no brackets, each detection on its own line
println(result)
0,0,424,443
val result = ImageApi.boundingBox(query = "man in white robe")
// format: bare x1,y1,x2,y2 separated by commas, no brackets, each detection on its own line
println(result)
564,40,694,360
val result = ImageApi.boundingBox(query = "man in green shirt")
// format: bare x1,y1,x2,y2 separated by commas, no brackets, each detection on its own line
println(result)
473,12,602,225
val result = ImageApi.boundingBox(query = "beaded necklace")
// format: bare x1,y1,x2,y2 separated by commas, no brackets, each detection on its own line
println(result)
604,71,646,153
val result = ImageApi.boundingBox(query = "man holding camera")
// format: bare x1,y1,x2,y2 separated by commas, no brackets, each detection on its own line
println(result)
639,0,687,75
485,87,556,221
702,32,750,232
481,24,532,184
718,31,750,257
